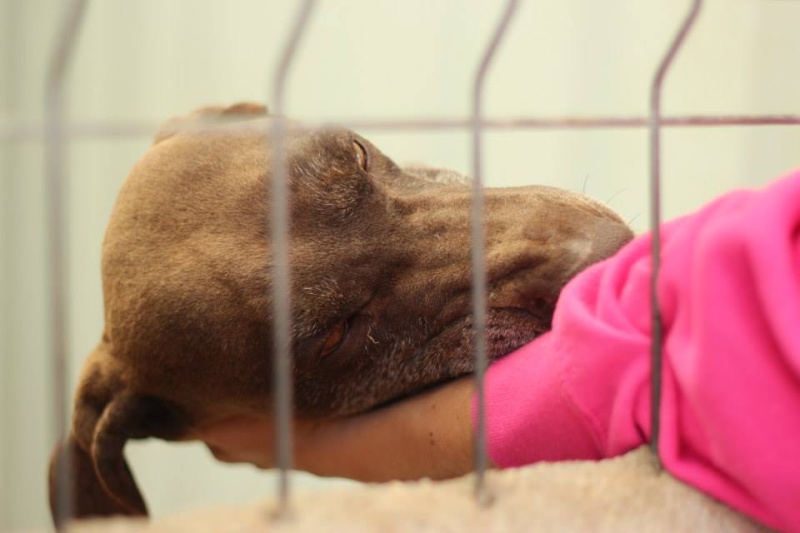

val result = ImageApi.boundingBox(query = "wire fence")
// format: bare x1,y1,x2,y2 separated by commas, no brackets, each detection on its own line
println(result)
0,0,795,526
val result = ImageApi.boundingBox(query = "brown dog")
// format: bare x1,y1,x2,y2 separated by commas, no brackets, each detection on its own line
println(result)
48,103,633,525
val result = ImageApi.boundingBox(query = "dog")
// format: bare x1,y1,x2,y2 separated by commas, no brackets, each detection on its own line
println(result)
48,102,633,525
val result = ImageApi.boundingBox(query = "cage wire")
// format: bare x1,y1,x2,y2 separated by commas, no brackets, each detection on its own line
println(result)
4,0,794,526
269,0,318,518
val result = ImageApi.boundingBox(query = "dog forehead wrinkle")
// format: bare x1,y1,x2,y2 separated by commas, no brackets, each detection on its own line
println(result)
299,278,345,311
304,152,350,183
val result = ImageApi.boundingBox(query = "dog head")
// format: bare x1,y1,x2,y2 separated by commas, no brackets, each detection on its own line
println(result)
49,102,633,524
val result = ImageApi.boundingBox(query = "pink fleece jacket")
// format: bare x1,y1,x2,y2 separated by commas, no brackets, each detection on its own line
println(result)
480,170,800,532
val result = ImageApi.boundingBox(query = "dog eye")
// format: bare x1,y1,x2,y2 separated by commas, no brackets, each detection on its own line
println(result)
320,320,349,357
353,139,369,171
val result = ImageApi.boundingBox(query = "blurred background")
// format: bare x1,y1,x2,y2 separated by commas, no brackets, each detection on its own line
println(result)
1,0,798,529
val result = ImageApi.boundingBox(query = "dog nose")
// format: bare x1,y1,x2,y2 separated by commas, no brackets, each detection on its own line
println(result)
574,215,635,269
597,216,635,257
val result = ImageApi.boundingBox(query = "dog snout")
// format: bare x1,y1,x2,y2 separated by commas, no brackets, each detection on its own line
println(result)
569,214,634,270
478,188,634,308
513,186,634,265
486,214,632,314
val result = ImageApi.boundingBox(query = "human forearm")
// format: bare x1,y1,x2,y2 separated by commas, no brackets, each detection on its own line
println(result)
197,376,478,482
296,376,476,482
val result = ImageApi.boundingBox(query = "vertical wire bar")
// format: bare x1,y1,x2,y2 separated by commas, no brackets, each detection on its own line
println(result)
648,0,703,465
471,0,519,506
270,0,317,520
44,0,89,528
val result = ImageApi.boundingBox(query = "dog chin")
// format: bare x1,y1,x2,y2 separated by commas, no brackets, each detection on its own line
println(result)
420,309,548,380
448,309,550,362
364,322,543,414
486,309,550,358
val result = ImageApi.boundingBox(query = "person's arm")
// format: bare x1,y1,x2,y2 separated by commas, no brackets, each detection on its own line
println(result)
197,376,477,482
302,376,477,481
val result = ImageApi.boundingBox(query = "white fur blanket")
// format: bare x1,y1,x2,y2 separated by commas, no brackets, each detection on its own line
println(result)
67,446,769,532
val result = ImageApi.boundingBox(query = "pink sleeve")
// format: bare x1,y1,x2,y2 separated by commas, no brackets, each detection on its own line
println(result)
478,170,800,532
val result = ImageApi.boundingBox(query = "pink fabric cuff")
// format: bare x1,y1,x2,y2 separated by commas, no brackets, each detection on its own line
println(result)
472,331,603,467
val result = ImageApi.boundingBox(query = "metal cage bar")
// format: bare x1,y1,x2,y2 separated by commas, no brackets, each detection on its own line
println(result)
269,0,318,519
471,0,519,506
648,0,704,465
4,114,800,142
44,0,90,527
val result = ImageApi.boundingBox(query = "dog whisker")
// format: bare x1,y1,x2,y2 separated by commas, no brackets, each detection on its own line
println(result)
605,189,627,206
367,326,379,345
582,173,590,195
627,212,643,226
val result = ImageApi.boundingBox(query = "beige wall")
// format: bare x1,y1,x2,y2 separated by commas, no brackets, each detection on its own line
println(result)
1,0,799,529
0,0,9,525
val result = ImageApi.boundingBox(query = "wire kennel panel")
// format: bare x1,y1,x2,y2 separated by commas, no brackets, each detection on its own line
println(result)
1,0,798,528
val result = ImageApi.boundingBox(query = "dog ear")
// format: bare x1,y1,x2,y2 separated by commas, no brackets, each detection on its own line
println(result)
220,102,269,117
90,393,189,514
48,343,190,527
153,102,269,145
48,432,147,527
